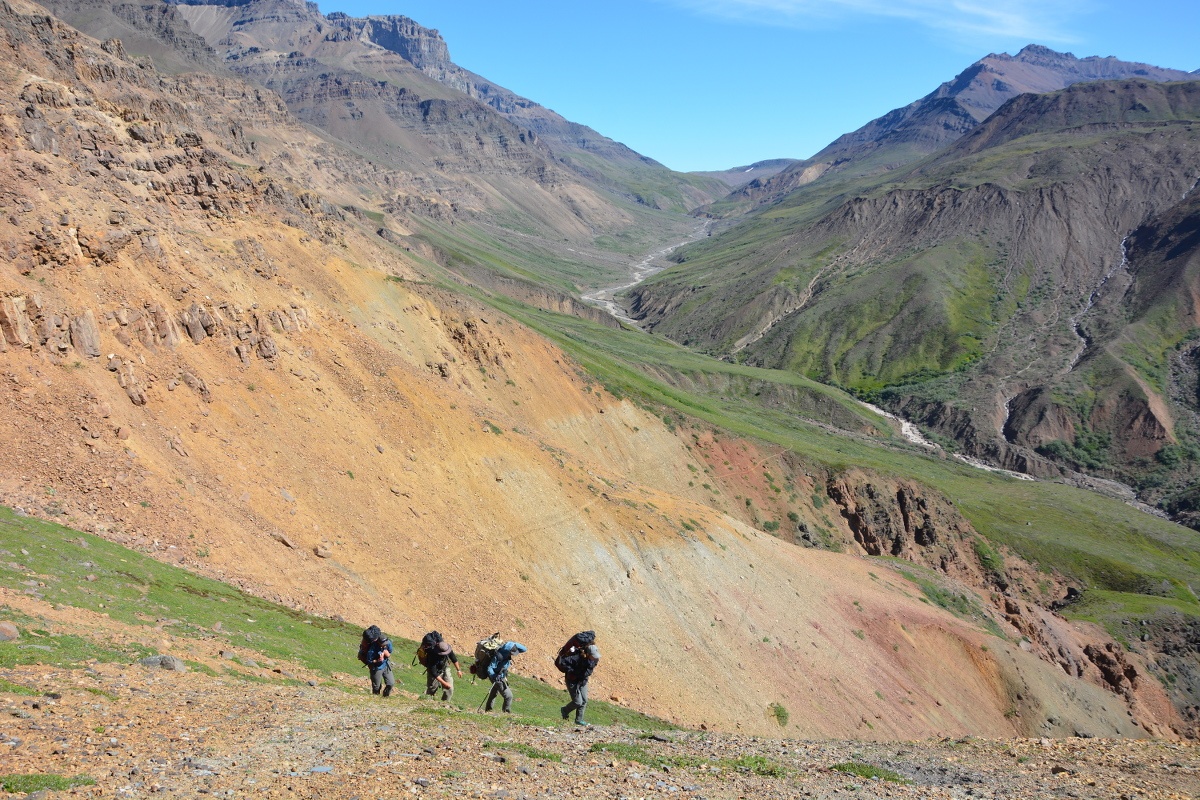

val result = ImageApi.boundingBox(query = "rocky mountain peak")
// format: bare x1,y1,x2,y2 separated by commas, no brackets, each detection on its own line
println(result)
1012,43,1076,63
713,43,1195,213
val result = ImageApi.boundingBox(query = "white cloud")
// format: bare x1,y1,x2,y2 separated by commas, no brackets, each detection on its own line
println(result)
663,0,1082,43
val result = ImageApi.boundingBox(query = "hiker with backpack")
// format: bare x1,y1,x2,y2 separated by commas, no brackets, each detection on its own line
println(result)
471,633,527,713
357,625,394,697
416,631,463,702
556,630,599,726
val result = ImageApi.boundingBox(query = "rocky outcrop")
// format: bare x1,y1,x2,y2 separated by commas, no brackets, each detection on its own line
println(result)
825,469,992,585
0,288,312,402
343,14,450,72
820,466,1189,735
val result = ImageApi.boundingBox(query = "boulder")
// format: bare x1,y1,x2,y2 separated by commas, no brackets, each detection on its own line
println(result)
0,295,33,346
270,531,296,548
138,654,188,671
0,621,20,641
69,309,103,357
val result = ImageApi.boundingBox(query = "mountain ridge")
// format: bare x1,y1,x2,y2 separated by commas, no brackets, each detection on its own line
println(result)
708,44,1196,215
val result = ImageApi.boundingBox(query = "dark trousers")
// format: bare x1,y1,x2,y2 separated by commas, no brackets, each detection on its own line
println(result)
563,678,588,722
370,664,394,696
486,678,513,712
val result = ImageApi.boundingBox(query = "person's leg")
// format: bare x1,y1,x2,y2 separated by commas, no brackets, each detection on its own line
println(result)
441,665,454,701
485,680,500,711
499,679,514,713
425,668,438,696
562,679,580,719
382,665,394,697
574,679,589,724
370,668,383,695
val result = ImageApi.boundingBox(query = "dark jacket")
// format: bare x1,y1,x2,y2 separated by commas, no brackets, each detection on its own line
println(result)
427,647,459,673
562,643,600,682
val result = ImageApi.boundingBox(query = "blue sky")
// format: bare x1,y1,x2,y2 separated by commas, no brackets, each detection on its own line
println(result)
326,0,1197,172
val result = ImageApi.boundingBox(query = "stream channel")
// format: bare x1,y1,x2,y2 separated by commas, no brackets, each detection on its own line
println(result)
581,223,1032,482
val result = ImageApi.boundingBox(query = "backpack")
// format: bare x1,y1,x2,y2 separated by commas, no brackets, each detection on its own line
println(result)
470,633,505,678
415,630,443,667
358,625,382,666
554,631,595,677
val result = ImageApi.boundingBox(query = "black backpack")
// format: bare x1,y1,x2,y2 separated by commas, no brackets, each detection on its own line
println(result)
554,631,595,678
358,625,382,665
416,630,443,667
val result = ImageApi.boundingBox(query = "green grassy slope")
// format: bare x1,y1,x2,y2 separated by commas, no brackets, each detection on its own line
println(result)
408,205,698,296
633,81,1200,393
0,507,667,730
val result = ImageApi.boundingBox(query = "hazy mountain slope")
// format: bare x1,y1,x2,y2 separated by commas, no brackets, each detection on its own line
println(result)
1,0,1193,739
1000,185,1200,522
168,0,724,214
19,0,224,74
690,158,801,189
712,46,1195,215
627,80,1200,508
326,5,726,212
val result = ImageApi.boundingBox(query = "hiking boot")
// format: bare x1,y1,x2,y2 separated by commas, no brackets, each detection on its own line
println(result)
575,720,590,727
560,706,570,720
484,705,493,713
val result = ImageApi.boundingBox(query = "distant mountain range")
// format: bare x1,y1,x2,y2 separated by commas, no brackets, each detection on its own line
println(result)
711,45,1196,214
628,51,1200,524
39,0,726,225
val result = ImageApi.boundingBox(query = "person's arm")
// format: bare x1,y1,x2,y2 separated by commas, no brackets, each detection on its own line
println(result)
451,650,462,676
584,645,599,676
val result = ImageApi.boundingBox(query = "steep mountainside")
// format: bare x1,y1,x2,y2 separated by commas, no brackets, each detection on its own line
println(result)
627,80,1200,516
172,0,723,214
321,4,722,212
32,0,726,305
3,0,1198,740
713,46,1195,215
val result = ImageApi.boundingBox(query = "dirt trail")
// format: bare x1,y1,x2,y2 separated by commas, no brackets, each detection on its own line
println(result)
3,657,1199,800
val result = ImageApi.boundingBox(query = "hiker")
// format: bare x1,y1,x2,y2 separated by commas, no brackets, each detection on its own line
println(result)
423,638,463,701
357,625,394,697
556,630,599,726
483,639,527,713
